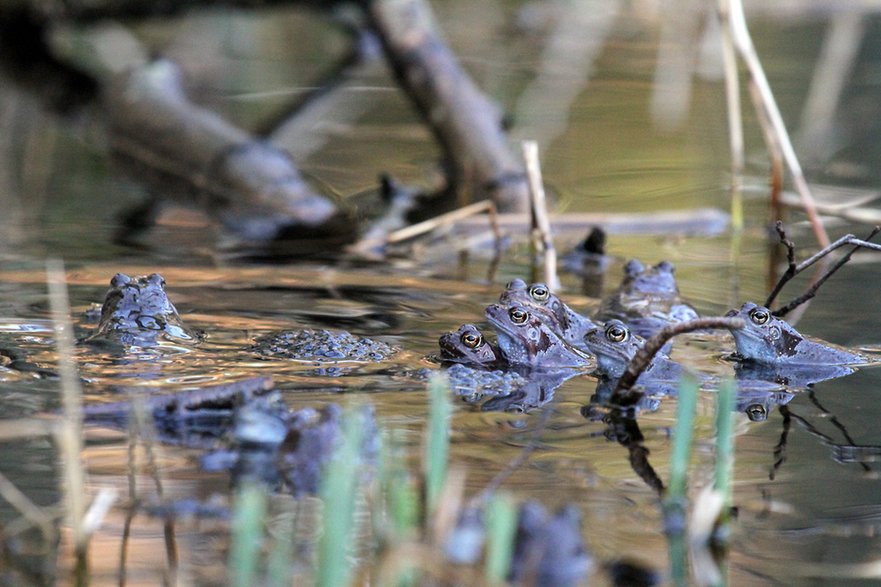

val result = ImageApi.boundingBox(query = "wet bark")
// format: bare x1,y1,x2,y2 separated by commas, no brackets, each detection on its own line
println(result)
365,0,530,212
107,60,353,245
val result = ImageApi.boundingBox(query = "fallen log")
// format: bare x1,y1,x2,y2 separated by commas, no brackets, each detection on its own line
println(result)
365,0,530,212
106,59,353,246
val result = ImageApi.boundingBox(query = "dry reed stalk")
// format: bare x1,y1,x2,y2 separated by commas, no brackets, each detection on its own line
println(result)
718,0,744,229
0,418,54,441
46,260,87,555
522,140,559,291
0,470,56,540
386,199,501,246
725,0,829,246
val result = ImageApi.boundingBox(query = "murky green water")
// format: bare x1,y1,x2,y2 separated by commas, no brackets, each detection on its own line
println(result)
2,1,881,585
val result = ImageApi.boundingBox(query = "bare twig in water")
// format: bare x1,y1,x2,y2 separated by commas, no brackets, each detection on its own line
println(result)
724,0,829,246
765,222,881,311
46,260,88,559
611,317,746,407
522,140,559,291
775,226,881,317
385,200,501,250
764,220,797,308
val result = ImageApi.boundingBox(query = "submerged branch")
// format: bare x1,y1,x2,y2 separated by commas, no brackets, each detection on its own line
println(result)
611,317,746,407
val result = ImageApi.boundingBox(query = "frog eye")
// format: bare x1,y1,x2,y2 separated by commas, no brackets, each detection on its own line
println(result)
605,323,629,343
505,278,527,291
528,284,550,302
461,331,483,349
509,308,529,324
749,308,770,325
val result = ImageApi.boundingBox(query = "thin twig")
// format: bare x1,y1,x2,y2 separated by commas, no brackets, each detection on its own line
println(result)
727,0,829,246
46,260,87,556
611,317,746,407
522,140,559,291
385,200,501,246
0,470,56,540
775,226,881,317
764,220,797,308
765,225,881,312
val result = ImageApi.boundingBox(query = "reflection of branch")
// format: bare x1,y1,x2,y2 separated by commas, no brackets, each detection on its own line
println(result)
770,405,790,480
611,317,745,407
605,413,664,496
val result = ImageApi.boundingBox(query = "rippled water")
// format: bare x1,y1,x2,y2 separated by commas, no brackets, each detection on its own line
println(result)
2,1,881,585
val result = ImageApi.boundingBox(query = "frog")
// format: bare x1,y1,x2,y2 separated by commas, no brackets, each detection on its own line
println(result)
583,319,681,383
438,323,504,369
594,259,698,337
724,302,865,366
252,328,398,364
84,273,201,347
498,279,597,349
484,303,593,369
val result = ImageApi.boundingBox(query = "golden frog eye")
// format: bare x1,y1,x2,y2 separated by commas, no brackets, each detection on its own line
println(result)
509,308,529,324
461,331,482,349
529,284,550,302
750,308,769,325
605,324,628,343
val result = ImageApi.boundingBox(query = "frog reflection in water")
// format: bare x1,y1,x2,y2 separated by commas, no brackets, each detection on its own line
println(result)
438,324,504,368
86,273,200,347
725,302,865,366
485,303,592,369
595,259,698,337
499,279,596,350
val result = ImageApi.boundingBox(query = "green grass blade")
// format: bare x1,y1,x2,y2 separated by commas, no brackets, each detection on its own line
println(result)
664,375,700,587
229,483,268,587
317,406,365,587
424,374,451,515
484,493,517,583
667,375,700,502
714,379,737,505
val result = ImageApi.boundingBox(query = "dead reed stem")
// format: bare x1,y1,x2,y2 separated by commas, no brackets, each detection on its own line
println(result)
386,200,501,247
0,470,56,540
726,0,829,246
46,260,88,556
717,0,744,229
522,140,559,291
